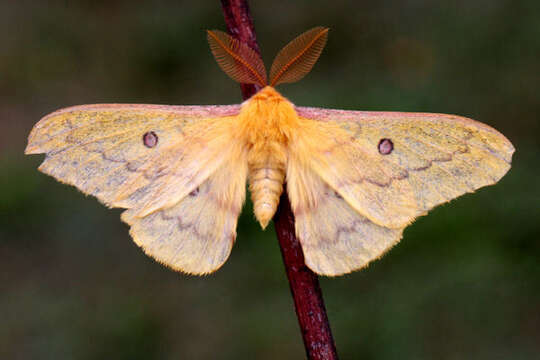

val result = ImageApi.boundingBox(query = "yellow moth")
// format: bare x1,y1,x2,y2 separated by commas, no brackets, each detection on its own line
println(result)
26,27,514,276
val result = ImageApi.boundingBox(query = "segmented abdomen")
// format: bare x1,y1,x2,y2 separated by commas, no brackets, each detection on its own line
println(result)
249,160,286,229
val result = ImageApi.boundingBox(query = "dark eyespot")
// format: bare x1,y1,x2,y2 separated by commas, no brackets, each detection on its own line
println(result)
189,187,200,197
378,138,393,155
143,131,158,148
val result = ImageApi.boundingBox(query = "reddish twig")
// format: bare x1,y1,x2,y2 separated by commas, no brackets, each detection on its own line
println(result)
220,0,262,100
274,192,340,360
219,1,339,359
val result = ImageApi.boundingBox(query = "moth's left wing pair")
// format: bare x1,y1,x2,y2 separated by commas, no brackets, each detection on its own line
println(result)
26,104,246,274
288,107,514,276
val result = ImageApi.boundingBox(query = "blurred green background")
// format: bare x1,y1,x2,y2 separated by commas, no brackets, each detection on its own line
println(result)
1,1,539,359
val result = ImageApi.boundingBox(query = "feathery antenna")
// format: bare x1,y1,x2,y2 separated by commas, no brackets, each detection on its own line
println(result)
207,30,267,87
269,27,329,87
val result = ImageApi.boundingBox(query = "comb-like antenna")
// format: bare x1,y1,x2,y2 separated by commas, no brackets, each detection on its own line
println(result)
269,27,329,87
207,30,267,87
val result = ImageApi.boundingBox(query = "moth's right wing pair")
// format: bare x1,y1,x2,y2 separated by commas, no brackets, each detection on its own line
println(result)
26,104,247,275
287,107,514,276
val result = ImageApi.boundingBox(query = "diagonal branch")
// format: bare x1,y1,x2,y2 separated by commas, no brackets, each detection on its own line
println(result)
219,1,339,359
220,0,262,100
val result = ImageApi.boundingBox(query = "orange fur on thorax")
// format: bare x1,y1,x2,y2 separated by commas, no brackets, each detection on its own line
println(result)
236,86,299,228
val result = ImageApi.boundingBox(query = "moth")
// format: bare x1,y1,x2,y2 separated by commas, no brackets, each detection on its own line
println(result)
26,27,514,276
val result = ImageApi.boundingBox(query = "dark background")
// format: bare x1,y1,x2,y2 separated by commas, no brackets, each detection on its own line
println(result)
1,1,539,359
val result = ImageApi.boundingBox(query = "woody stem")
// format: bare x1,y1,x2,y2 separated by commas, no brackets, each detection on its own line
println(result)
219,1,339,359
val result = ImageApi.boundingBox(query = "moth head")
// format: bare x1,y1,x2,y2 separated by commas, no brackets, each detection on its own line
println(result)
207,27,329,89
